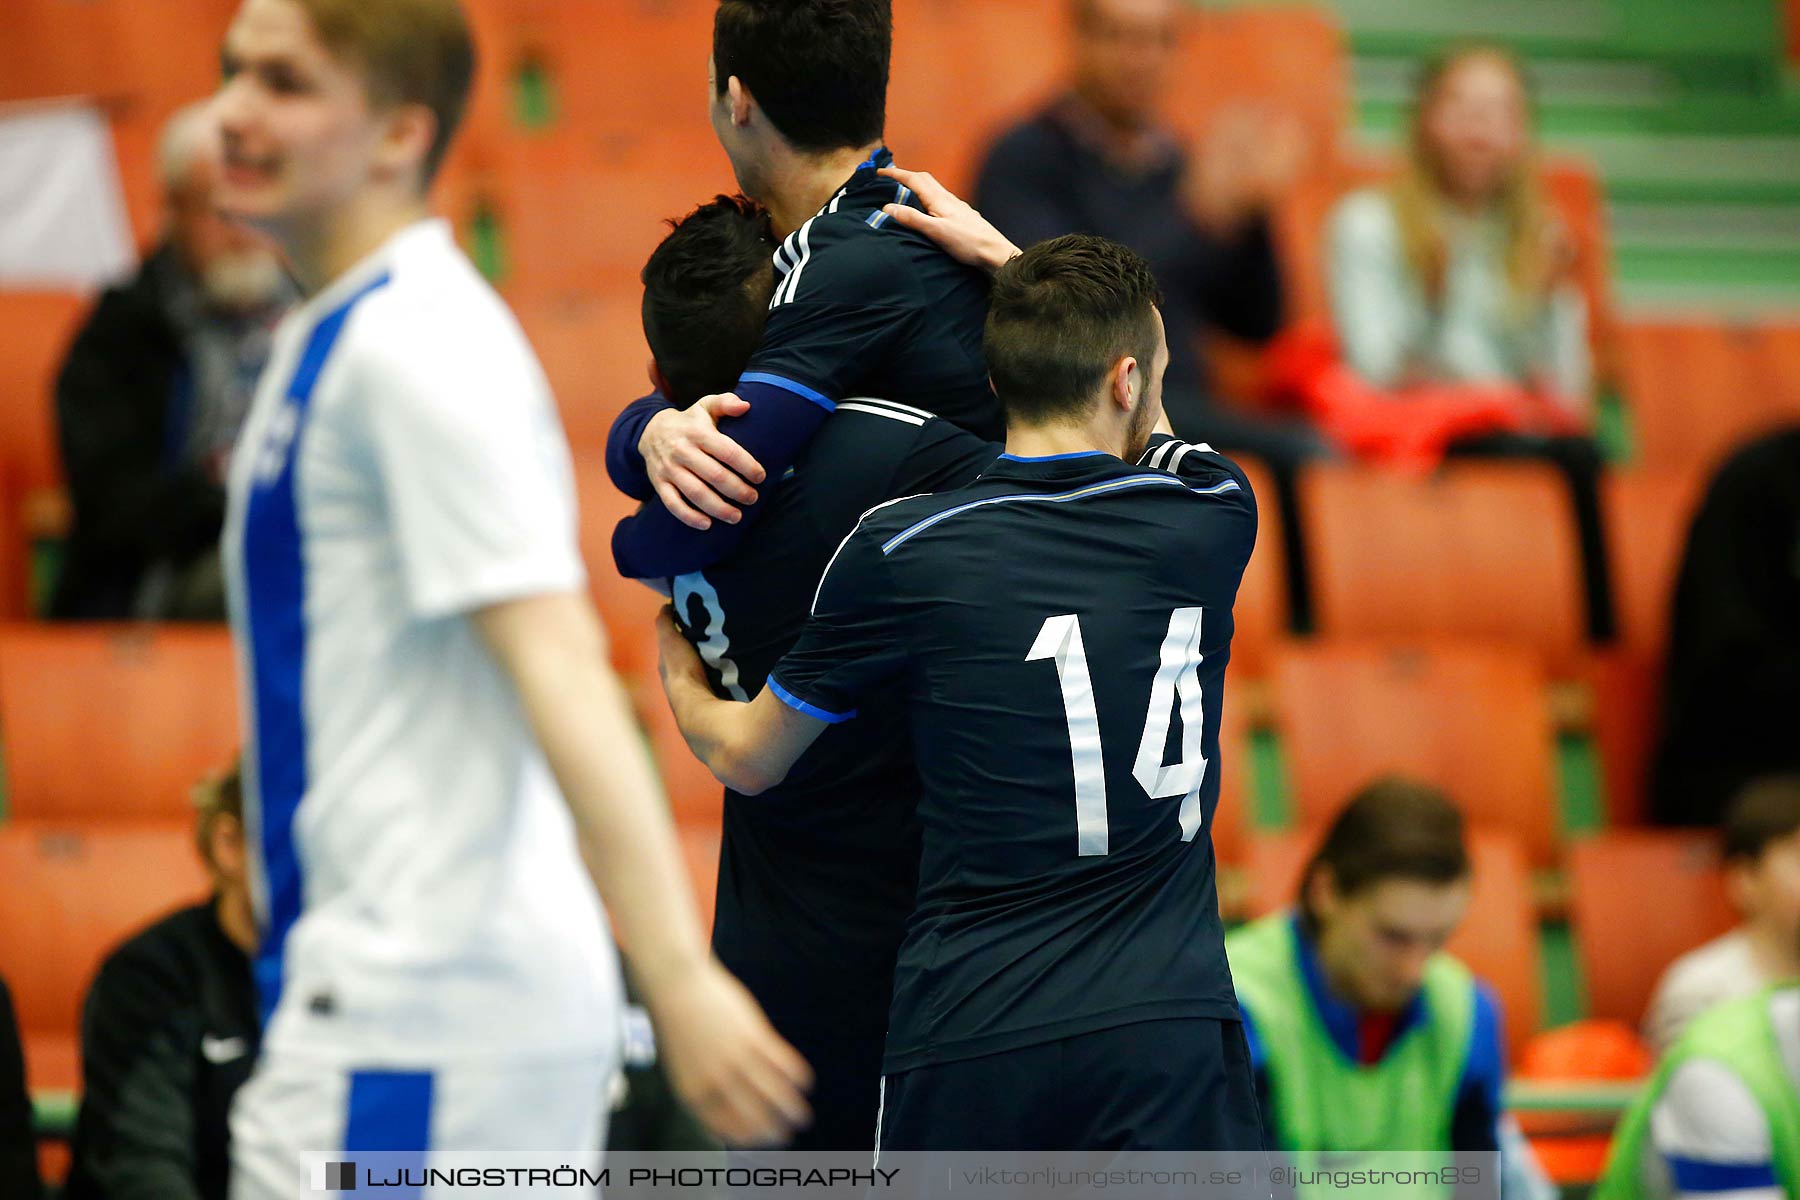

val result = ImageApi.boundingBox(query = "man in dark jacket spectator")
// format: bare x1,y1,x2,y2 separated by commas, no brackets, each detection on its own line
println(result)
973,0,1320,464
1653,426,1800,826
63,764,258,1200
52,102,292,621
0,977,43,1200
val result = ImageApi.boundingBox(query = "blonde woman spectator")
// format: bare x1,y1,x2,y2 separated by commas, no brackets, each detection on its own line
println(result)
1329,45,1588,405
1326,45,1613,640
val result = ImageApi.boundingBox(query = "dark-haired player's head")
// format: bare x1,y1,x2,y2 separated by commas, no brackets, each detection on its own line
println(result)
710,0,891,198
1298,777,1473,1013
1722,776,1800,954
215,0,475,245
640,195,777,407
984,234,1166,460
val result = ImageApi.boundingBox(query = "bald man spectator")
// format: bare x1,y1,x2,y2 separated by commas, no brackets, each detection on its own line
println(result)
52,102,293,621
973,0,1323,468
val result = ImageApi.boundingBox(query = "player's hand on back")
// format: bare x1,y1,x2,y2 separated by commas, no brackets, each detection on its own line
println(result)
638,393,767,530
877,166,1021,275
644,957,814,1147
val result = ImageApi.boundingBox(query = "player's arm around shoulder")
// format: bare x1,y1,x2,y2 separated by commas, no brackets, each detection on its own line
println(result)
653,607,828,796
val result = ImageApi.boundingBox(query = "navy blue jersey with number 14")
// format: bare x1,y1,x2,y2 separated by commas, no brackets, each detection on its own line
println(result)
769,433,1258,1073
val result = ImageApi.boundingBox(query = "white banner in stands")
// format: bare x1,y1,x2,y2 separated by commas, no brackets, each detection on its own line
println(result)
0,99,134,289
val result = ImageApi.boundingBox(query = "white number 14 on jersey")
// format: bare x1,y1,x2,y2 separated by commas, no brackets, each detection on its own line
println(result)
1026,608,1210,857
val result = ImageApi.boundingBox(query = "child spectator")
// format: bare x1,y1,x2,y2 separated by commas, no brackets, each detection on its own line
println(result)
1645,777,1800,1054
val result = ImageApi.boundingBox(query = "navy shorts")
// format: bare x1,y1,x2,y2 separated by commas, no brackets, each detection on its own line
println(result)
780,1020,887,1151
876,1016,1266,1152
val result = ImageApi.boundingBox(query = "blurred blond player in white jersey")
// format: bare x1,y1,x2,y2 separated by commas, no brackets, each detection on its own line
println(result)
211,0,811,1192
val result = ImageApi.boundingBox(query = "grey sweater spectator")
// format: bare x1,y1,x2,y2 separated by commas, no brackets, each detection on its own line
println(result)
52,102,291,622
972,0,1321,466
63,766,259,1200
1329,187,1590,401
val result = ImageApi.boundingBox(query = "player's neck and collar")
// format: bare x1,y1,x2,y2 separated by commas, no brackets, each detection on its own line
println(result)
994,416,1136,473
761,140,888,237
280,187,433,302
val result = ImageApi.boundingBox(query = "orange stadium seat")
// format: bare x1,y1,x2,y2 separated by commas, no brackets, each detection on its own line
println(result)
1301,461,1587,670
885,0,1068,189
516,284,654,454
1604,467,1706,661
1618,321,1800,471
1758,324,1800,412
570,454,663,679
1569,830,1736,1028
0,1,114,103
492,141,733,299
542,1,719,145
1271,640,1560,865
1241,827,1313,921
0,821,209,1092
0,624,239,822
0,466,25,622
1241,826,1542,1061
0,291,88,496
1168,6,1348,173
1228,456,1287,678
1579,650,1660,829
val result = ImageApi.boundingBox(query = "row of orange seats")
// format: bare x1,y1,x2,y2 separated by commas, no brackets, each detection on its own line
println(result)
0,814,723,1097
0,797,1729,1096
2,1,1347,252
0,618,1654,870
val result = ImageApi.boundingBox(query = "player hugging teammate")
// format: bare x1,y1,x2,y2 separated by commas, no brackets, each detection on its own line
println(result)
216,0,1266,1178
617,0,1268,1158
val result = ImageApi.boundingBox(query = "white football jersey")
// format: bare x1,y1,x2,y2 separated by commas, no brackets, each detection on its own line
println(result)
222,219,618,1065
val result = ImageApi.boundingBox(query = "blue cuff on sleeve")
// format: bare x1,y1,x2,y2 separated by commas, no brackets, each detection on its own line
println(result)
738,372,835,411
767,677,857,724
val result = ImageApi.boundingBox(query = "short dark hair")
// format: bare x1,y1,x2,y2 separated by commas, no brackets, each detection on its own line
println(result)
1299,777,1471,929
640,195,776,407
713,0,891,153
983,234,1163,425
1723,776,1800,865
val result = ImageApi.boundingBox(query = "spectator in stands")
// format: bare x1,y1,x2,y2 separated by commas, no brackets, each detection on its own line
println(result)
1227,778,1555,1198
1597,983,1800,1200
1652,427,1800,826
52,101,293,622
0,977,43,1200
971,0,1321,466
1329,46,1589,406
1644,777,1800,1054
63,763,258,1200
1326,45,1614,641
